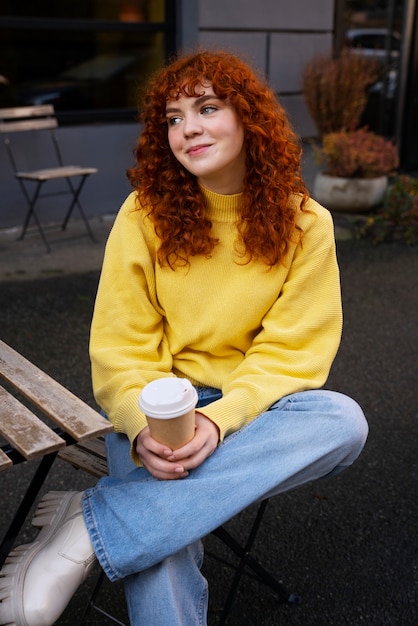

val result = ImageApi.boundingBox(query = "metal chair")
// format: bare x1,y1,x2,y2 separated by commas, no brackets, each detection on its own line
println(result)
0,105,98,252
78,497,300,625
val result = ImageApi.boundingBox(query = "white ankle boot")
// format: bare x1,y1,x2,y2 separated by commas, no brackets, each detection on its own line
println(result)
0,491,97,626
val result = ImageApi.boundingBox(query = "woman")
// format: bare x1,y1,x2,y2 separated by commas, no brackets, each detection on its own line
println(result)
0,50,368,626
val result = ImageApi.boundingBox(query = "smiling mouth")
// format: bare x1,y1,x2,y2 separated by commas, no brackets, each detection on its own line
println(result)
187,144,211,156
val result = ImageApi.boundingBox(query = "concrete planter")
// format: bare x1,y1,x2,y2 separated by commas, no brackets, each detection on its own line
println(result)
313,173,388,212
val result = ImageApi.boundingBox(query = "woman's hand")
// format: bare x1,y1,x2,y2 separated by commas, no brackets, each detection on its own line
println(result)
135,412,219,480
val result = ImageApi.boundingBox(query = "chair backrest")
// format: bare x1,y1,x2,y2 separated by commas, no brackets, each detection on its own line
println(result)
0,105,58,133
0,105,62,172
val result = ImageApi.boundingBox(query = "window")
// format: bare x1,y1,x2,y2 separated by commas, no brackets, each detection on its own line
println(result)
0,1,176,123
341,0,406,136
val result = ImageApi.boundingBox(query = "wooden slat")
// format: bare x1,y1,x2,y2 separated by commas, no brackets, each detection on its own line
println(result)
15,166,98,181
0,448,13,472
0,340,113,442
0,386,66,460
58,438,108,479
0,105,55,119
75,436,107,457
0,118,58,133
0,105,57,133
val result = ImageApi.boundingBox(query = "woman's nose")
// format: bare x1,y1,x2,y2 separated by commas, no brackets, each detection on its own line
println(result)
183,114,203,137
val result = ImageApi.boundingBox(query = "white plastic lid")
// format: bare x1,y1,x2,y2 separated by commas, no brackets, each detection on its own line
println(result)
139,378,198,419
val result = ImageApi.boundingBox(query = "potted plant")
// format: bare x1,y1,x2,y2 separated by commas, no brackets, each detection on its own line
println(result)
303,48,380,135
312,128,399,212
302,49,400,212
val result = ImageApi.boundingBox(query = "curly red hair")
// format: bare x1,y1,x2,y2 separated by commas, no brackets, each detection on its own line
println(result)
127,49,309,268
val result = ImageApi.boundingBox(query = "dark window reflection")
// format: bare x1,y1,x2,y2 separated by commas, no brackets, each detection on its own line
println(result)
343,0,406,136
0,1,173,123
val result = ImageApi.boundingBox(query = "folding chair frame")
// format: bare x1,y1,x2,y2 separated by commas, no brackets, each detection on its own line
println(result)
78,499,301,626
0,105,98,252
207,499,301,625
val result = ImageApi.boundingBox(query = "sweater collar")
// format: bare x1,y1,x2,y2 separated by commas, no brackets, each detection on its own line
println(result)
199,184,244,222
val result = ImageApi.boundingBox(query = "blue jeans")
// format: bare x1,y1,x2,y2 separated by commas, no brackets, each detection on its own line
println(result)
82,389,368,625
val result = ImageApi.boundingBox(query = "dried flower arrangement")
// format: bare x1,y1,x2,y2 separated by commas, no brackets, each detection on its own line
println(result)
303,48,380,135
314,128,399,179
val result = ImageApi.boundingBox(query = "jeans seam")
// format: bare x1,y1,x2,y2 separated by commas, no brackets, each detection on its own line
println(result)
198,578,209,626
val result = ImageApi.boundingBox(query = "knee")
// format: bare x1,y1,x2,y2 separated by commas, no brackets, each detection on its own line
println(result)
324,390,369,459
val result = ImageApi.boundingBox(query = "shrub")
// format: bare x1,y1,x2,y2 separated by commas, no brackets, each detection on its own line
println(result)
303,48,380,135
314,128,399,178
357,175,418,245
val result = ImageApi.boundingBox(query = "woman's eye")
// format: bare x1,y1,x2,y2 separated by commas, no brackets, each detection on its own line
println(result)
167,116,182,126
201,105,217,115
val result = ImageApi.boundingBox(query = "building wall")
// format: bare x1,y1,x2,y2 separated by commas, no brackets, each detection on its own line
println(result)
198,0,334,137
0,0,333,229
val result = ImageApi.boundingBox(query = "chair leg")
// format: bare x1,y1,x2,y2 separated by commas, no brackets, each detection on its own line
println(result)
61,175,97,243
0,452,58,568
16,180,51,252
211,500,301,624
79,569,127,626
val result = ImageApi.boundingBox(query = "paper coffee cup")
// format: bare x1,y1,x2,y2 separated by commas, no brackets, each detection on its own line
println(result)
139,378,198,449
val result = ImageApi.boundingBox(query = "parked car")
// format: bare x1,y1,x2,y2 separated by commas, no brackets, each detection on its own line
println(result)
345,28,401,100
345,28,401,63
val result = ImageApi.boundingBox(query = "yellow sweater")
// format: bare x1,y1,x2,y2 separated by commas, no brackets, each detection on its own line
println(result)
90,186,342,464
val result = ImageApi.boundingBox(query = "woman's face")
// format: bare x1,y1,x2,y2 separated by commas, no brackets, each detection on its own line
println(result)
166,84,246,195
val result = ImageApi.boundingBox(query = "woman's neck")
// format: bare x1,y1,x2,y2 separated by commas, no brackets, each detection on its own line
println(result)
199,184,244,221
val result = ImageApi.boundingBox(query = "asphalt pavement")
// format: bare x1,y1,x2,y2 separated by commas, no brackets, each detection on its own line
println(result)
0,206,417,625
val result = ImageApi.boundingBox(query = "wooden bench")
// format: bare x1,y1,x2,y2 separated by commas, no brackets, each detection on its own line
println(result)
0,339,112,461
0,338,113,567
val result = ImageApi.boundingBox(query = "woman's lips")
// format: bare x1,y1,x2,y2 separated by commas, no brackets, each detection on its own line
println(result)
187,144,211,156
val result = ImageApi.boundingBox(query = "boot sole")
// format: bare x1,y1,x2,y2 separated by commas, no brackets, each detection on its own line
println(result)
0,491,80,626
